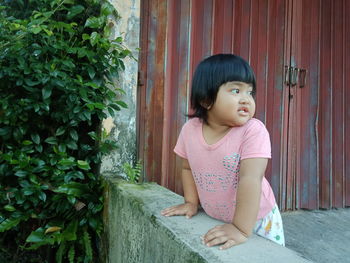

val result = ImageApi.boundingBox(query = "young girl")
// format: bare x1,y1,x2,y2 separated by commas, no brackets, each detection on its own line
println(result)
161,54,285,250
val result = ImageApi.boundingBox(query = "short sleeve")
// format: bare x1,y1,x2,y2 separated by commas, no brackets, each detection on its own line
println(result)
174,125,188,159
240,120,271,160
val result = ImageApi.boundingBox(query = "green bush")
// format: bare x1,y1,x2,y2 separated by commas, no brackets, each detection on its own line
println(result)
0,0,131,262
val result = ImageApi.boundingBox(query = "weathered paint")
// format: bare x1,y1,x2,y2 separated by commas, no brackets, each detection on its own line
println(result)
138,0,350,210
100,0,140,176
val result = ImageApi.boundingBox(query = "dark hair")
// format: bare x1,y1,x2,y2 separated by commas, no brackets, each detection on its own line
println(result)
189,53,256,123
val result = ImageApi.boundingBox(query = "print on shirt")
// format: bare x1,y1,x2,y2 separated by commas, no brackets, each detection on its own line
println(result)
192,153,240,192
202,200,237,220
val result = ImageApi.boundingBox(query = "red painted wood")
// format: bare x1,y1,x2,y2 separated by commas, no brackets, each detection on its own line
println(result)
296,0,319,209
212,0,233,54
345,0,350,207
319,0,332,208
332,0,345,208
136,0,149,183
163,0,191,194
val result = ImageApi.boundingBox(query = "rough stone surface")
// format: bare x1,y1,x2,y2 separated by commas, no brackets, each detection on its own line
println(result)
103,178,310,263
100,0,140,176
282,208,350,263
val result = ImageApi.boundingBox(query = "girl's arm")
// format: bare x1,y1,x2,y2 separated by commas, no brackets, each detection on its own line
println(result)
203,158,268,249
161,158,199,218
232,158,267,236
181,158,200,206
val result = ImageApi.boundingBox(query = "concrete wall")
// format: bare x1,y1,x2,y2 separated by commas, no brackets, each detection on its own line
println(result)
100,0,140,176
103,178,310,263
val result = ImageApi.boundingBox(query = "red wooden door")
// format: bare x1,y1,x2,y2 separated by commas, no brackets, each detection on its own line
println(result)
288,0,350,209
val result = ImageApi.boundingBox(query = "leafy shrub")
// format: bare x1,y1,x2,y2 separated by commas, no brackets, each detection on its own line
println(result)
0,0,131,262
123,160,142,183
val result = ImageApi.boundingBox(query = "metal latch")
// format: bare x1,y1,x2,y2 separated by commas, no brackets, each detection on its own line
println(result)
284,66,307,87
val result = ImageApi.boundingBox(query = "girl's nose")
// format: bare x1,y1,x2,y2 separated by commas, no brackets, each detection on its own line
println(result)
239,95,250,104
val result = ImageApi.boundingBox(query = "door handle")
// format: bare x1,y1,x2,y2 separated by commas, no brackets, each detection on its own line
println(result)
290,67,299,86
284,66,307,87
299,69,307,88
284,66,290,85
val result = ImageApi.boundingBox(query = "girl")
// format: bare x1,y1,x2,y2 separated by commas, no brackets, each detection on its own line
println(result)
161,54,285,250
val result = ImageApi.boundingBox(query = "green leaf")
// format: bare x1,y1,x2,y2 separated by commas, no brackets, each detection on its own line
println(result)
66,141,78,150
38,192,46,202
62,60,75,69
26,228,45,242
58,158,75,167
35,145,43,152
90,31,99,46
58,144,66,153
29,174,39,184
85,82,99,89
24,79,41,86
110,104,120,111
77,160,90,170
67,5,85,19
108,107,115,117
31,133,40,144
84,16,105,29
22,140,33,145
116,101,128,108
87,66,95,79
4,205,16,212
82,33,90,41
101,2,116,16
0,217,27,232
83,230,93,260
42,87,52,100
62,220,78,241
69,129,78,141
54,183,89,196
0,127,11,136
30,26,42,34
93,103,105,110
56,126,66,136
68,245,75,263
56,241,66,263
15,170,27,177
45,137,57,145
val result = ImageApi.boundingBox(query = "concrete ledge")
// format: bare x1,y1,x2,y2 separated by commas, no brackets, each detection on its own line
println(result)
103,178,310,263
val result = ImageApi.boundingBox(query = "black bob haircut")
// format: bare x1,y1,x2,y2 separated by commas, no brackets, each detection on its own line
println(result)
189,53,256,123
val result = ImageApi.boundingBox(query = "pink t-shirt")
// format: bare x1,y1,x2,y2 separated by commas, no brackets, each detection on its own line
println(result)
174,117,276,223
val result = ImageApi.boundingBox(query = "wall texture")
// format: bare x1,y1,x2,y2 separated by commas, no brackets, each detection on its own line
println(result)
102,178,310,263
100,0,140,176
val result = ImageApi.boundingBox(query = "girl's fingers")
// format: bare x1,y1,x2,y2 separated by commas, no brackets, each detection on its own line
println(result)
205,236,227,247
204,226,223,240
204,230,224,245
219,239,236,250
161,205,180,214
161,206,186,217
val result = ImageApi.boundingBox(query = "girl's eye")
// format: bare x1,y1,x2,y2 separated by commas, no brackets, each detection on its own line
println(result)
248,91,254,96
231,89,239,94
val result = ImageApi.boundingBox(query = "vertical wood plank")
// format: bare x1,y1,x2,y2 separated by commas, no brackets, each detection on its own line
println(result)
319,0,332,208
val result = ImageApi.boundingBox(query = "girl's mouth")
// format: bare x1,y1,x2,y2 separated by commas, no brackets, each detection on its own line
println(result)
238,107,249,114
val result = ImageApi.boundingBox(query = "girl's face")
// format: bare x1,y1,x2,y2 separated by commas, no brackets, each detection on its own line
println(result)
207,81,256,127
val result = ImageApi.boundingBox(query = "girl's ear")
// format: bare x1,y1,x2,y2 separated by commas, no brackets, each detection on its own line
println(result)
200,101,212,110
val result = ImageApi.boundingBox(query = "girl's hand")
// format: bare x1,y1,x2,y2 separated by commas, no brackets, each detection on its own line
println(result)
161,202,198,219
202,224,248,250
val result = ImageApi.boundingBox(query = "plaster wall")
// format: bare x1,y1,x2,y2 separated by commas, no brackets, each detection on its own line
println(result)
100,0,140,176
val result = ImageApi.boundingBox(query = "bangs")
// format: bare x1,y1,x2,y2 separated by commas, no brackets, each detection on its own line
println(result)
211,55,256,91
